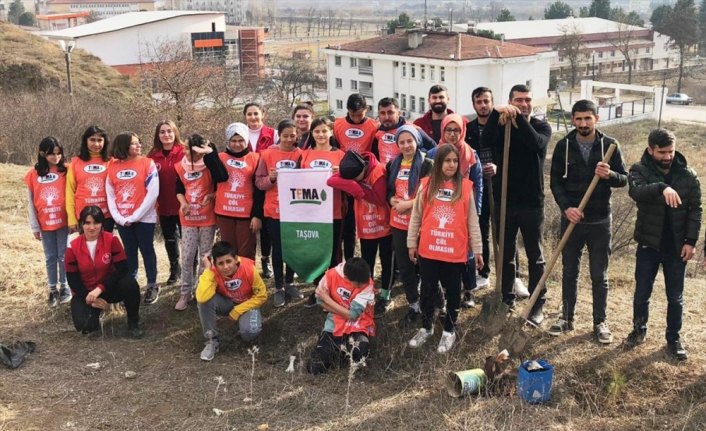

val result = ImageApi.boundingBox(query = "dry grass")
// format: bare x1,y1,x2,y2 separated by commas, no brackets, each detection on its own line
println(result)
2,120,706,430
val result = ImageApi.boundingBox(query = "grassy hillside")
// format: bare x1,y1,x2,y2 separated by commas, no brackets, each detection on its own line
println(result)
1,120,706,430
0,22,143,99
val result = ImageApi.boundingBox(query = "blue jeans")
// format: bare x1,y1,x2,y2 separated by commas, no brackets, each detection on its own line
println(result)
560,218,611,325
40,227,69,288
117,222,157,285
633,244,686,343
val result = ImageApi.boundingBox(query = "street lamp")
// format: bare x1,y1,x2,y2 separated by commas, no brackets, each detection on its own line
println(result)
59,39,76,96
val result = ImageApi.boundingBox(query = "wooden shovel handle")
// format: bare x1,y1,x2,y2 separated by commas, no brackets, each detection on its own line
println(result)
520,143,617,319
494,122,512,294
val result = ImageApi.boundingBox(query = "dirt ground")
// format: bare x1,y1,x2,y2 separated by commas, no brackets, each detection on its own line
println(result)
2,121,706,430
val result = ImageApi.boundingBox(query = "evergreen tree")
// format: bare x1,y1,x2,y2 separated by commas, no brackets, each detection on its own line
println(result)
544,1,574,19
497,9,516,22
588,0,611,19
7,0,25,24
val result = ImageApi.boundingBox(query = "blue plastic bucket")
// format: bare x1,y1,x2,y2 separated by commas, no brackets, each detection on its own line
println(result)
517,359,554,404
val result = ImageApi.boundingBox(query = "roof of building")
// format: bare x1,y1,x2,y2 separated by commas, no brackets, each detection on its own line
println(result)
465,17,645,40
331,30,546,61
37,11,91,19
47,0,154,3
42,10,223,39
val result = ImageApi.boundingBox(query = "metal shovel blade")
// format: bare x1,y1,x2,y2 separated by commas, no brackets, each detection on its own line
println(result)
481,296,510,337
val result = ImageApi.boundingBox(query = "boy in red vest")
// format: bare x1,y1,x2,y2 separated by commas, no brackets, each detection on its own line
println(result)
196,241,267,361
307,257,375,375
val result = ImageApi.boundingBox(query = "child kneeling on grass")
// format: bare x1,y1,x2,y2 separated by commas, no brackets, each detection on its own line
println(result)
307,257,376,375
196,241,267,361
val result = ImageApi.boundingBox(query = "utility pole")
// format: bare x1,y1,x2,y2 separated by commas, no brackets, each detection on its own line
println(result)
59,39,75,96
424,0,427,30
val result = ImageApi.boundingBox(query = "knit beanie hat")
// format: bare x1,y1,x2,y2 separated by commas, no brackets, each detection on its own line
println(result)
225,122,249,143
395,125,422,147
339,150,368,179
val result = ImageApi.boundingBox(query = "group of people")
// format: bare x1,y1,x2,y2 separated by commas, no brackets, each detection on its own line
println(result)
24,83,702,372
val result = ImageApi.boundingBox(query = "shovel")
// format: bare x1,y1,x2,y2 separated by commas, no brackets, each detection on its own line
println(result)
499,143,618,356
481,122,512,336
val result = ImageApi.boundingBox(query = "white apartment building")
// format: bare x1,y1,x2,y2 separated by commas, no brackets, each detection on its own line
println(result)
323,30,555,119
174,0,247,24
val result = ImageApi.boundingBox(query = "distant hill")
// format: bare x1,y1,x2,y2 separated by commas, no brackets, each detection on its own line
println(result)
0,22,143,99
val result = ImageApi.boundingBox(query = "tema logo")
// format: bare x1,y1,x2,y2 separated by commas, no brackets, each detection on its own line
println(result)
226,159,246,168
435,188,454,202
382,133,396,144
289,188,327,205
116,169,137,180
276,160,297,169
84,164,106,174
345,128,364,139
224,279,242,291
336,286,352,301
37,173,59,184
309,159,332,169
185,171,203,180
397,168,410,179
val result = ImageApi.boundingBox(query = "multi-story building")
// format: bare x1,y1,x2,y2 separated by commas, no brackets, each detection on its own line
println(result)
323,29,555,119
36,11,89,30
173,0,248,25
41,0,157,18
454,17,678,83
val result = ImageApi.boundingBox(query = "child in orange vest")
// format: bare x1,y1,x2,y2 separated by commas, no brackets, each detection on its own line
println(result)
24,136,70,307
307,257,375,375
407,144,484,354
196,241,267,361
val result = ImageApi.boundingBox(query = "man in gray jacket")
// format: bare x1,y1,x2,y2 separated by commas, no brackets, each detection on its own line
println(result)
625,128,702,361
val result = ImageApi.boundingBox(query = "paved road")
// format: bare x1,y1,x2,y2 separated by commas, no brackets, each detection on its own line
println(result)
661,103,706,124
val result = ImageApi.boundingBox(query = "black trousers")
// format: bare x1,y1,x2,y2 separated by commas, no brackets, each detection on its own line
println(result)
265,218,294,289
342,195,356,260
391,227,419,304
307,331,370,375
478,184,491,278
159,215,181,274
419,257,464,332
360,234,394,292
70,271,141,333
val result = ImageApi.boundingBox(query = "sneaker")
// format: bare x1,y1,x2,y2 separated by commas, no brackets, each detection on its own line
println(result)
437,330,457,354
527,304,545,326
547,319,574,336
48,289,59,307
399,307,421,327
200,337,220,361
144,285,160,305
374,298,394,316
513,278,530,299
59,285,72,304
273,289,286,307
174,293,192,311
409,327,434,348
128,323,145,339
624,328,647,348
284,283,303,300
461,291,476,308
304,292,318,308
667,340,688,361
475,275,490,289
166,272,180,286
594,322,613,344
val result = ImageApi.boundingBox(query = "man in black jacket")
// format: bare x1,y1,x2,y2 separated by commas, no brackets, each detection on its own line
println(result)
548,100,627,343
625,128,702,361
480,84,552,324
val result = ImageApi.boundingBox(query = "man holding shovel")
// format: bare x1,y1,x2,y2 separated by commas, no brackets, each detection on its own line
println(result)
481,84,552,325
548,100,628,343
624,128,702,361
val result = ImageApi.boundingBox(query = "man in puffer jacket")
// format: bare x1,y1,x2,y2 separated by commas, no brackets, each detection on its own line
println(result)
624,128,702,361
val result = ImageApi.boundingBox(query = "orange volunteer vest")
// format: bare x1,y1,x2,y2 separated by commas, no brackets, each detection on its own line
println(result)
24,167,67,231
214,257,256,304
333,117,378,154
175,163,216,227
106,157,151,218
325,268,376,337
215,151,259,218
71,156,111,219
354,163,391,239
374,129,401,164
300,148,346,219
260,147,302,219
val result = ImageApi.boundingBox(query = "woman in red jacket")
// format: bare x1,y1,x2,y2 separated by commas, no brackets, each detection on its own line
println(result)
148,120,185,286
66,206,143,338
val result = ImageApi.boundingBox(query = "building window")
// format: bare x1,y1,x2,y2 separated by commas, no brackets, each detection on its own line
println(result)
335,78,342,88
334,55,341,66
646,47,651,53
401,94,407,110
430,65,435,81
420,64,425,80
336,99,343,110
611,50,615,57
350,57,357,67
526,79,532,88
394,92,399,100
350,80,358,90
402,62,406,77
410,63,416,78
410,96,416,112
419,97,425,113
440,67,446,82
598,51,603,58
393,61,399,67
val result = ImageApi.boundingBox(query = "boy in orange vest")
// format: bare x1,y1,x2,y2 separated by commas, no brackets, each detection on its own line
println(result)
307,257,376,375
196,241,267,361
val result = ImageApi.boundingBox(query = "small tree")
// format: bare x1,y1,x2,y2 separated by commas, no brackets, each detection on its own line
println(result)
555,24,586,87
474,29,502,40
544,1,574,19
699,0,706,54
588,0,611,19
18,11,35,26
609,8,645,84
386,12,414,34
263,56,324,117
610,7,644,27
8,0,25,24
496,9,516,22
86,11,102,23
652,0,699,92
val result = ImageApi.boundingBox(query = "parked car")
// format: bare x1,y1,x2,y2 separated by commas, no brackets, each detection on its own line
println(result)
666,93,694,105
